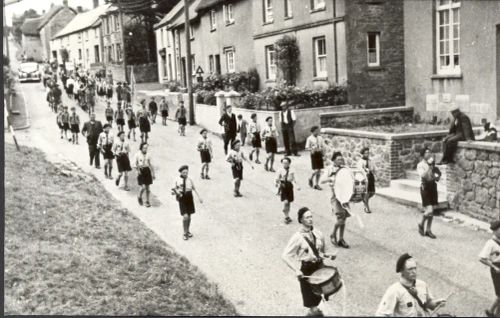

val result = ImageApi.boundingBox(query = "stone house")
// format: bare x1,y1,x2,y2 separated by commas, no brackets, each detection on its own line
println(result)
21,17,43,62
37,1,77,62
51,4,111,71
154,0,405,108
404,0,500,124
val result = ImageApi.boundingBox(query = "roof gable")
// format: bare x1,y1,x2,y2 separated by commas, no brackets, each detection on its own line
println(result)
154,0,201,30
53,4,111,39
37,5,77,31
21,17,43,36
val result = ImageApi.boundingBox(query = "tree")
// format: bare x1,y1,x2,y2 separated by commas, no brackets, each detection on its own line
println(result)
123,21,153,65
12,9,40,44
274,35,301,86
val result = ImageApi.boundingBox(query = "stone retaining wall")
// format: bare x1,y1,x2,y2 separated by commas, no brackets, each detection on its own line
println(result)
447,142,500,222
320,106,413,129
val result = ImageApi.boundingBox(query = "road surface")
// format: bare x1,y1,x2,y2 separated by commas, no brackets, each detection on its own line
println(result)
9,81,494,316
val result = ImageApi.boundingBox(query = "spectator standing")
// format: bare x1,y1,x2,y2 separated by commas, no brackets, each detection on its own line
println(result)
280,101,299,157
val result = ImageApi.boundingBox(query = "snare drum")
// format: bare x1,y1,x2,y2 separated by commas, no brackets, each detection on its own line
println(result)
334,167,367,204
306,266,343,298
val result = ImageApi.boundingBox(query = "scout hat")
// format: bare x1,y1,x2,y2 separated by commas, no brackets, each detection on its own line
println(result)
396,253,413,273
178,165,189,173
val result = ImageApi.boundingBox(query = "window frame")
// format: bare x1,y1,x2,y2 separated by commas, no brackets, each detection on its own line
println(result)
284,0,293,18
265,45,277,80
224,47,236,73
78,48,82,60
189,25,194,40
435,0,461,75
223,4,235,25
311,0,326,11
367,32,380,67
263,0,274,24
209,55,215,74
313,36,327,78
210,9,217,30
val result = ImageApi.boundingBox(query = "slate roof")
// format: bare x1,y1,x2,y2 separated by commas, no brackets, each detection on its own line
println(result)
21,17,43,36
196,0,235,12
37,5,77,31
154,0,201,30
53,4,111,39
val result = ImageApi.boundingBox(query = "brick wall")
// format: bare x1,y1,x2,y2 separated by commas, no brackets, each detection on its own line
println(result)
320,106,413,129
447,142,500,222
345,0,405,108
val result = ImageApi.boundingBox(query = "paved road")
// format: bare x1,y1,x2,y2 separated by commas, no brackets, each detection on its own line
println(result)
10,81,494,316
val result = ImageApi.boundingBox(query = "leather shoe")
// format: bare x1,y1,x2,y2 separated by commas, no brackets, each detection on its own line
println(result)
338,239,350,249
426,231,437,239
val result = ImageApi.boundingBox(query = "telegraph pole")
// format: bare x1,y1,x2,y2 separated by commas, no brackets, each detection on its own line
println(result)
184,0,195,125
117,0,128,82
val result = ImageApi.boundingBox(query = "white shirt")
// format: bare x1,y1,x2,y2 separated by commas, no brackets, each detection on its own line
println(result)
197,137,213,152
98,132,114,147
376,279,434,317
281,109,297,124
113,140,130,155
248,121,261,135
227,149,244,163
357,157,375,173
479,238,500,264
261,125,279,139
276,167,297,183
134,151,152,168
305,135,325,153
282,228,325,264
173,176,195,192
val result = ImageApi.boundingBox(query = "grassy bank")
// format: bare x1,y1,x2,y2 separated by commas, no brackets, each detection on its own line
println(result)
4,144,238,315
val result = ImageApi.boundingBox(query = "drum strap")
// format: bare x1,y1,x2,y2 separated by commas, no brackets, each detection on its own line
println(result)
400,283,429,313
302,232,321,259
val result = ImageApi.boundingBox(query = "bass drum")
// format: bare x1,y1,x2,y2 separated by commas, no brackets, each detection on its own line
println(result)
333,168,367,204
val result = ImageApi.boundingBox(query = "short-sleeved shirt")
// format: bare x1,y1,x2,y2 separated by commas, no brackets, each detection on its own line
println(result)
173,176,195,193
60,112,70,123
105,108,114,117
261,125,279,139
417,160,431,180
276,167,297,183
282,228,325,263
115,108,125,119
375,280,434,317
479,238,500,264
160,101,169,111
197,137,212,152
134,151,152,168
113,140,130,155
305,135,325,153
227,149,244,164
326,165,343,201
98,132,114,147
357,158,374,173
69,113,80,125
248,121,261,135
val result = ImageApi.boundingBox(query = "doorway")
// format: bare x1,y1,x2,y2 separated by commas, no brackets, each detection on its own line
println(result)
215,54,221,74
181,57,187,87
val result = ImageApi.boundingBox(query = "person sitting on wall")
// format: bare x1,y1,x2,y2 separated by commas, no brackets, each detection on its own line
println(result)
477,122,498,142
438,105,475,165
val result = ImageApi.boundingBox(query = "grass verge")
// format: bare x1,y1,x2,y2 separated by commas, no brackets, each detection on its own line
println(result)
4,143,238,315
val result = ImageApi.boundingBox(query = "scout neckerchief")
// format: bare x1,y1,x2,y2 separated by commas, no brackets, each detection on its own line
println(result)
284,168,289,182
182,176,187,194
301,228,320,259
399,282,429,314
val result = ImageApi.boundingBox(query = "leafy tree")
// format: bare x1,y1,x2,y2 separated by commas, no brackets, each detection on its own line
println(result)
274,35,301,86
12,9,40,44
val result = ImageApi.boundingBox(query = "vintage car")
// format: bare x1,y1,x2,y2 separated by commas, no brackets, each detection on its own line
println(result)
18,62,41,83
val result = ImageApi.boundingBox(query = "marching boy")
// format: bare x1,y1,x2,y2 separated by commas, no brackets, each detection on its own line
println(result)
226,140,254,197
104,101,114,127
197,129,213,180
261,116,279,172
248,113,262,164
275,157,300,224
60,105,70,141
305,126,325,190
115,103,126,133
69,106,80,144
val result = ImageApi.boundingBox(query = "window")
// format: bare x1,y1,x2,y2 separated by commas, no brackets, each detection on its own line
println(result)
78,49,82,60
161,29,164,47
115,14,120,31
265,45,277,80
117,43,122,62
106,17,111,34
367,33,380,66
224,48,235,73
112,44,115,61
223,4,234,24
210,9,217,30
284,0,293,18
78,32,82,41
94,45,100,62
436,0,460,74
264,0,273,23
189,26,194,39
191,55,196,75
86,48,89,62
95,28,98,38
313,37,327,77
85,30,89,41
209,55,214,73
311,0,326,10
168,54,173,80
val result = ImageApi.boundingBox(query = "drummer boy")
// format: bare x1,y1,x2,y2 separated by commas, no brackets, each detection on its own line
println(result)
480,220,500,317
321,151,351,249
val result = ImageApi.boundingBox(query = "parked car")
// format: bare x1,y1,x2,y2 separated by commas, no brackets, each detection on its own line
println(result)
18,62,41,83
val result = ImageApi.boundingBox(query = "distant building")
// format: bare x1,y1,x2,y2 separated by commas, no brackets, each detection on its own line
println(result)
21,17,44,61
404,0,500,124
154,0,405,108
51,4,111,70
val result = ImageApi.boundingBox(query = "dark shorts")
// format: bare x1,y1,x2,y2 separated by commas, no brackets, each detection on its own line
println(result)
310,152,324,170
139,118,151,133
265,137,277,154
200,149,211,163
62,123,70,131
116,154,132,173
102,145,114,160
161,110,169,117
150,110,157,115
299,260,324,308
128,119,136,129
106,116,113,122
138,167,153,186
232,163,243,180
70,124,80,133
492,268,500,296
367,171,376,195
251,132,262,148
331,198,350,225
116,118,125,126
178,191,195,215
178,117,187,126
421,181,438,207
280,181,294,203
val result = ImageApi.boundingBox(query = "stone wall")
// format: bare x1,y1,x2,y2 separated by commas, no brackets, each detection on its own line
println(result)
345,0,405,108
447,142,500,222
105,63,158,83
320,106,413,129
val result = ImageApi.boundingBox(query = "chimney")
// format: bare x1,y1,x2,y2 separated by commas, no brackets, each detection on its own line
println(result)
63,0,68,7
42,10,46,14
50,3,54,8
93,0,99,9
77,6,83,13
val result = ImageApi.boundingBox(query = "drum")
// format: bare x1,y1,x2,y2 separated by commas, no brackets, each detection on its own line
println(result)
306,266,343,298
333,168,367,204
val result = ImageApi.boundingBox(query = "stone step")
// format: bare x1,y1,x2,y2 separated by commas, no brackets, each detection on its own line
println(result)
391,179,447,194
405,165,448,183
377,186,449,211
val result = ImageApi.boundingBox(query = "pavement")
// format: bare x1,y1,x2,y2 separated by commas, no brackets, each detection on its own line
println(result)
6,81,495,316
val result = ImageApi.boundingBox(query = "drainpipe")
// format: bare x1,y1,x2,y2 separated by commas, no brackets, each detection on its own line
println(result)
333,0,339,84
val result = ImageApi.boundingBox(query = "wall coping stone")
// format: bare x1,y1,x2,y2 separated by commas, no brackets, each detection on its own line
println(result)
322,127,483,141
320,106,413,118
457,141,500,152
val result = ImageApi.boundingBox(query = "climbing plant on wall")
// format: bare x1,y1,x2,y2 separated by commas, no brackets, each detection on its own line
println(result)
274,35,301,86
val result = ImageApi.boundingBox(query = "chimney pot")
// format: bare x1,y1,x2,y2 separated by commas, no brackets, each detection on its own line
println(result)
77,6,83,12
93,0,99,9
63,0,68,7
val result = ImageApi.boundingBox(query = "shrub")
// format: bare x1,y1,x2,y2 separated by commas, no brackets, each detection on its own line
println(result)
164,80,182,92
196,89,216,105
274,35,301,85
